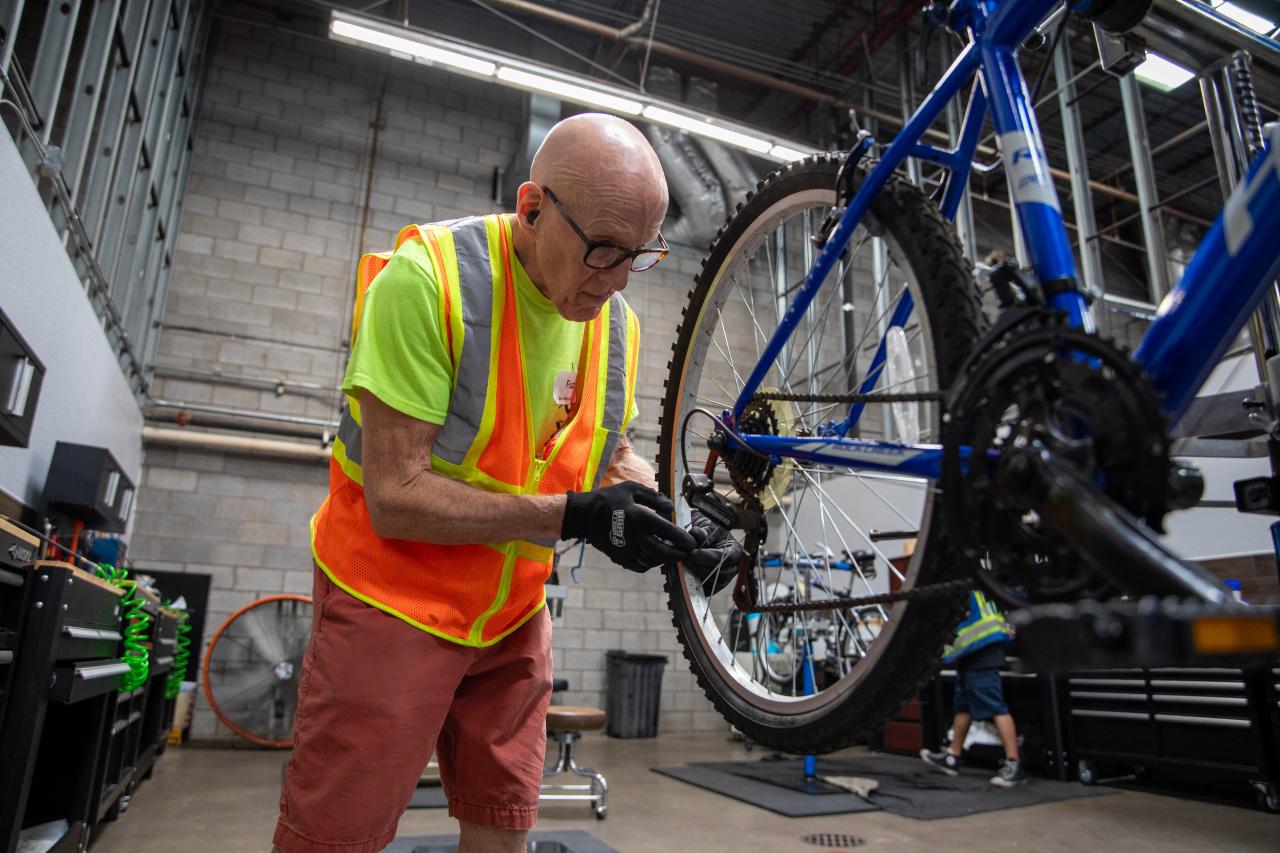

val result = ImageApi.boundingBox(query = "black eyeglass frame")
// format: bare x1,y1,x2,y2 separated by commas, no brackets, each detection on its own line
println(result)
540,185,669,272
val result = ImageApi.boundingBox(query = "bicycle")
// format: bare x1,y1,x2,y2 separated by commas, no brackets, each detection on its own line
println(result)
655,0,1280,754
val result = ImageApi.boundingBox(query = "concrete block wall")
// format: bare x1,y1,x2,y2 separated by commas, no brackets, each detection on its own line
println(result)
130,12,731,740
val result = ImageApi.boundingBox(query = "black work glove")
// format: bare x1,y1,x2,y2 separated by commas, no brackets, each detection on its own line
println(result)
561,481,697,573
684,508,744,596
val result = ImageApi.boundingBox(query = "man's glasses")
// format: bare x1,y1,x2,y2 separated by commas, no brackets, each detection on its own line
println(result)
541,186,669,272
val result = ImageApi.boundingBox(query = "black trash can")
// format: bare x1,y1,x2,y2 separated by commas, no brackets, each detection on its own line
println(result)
605,650,667,738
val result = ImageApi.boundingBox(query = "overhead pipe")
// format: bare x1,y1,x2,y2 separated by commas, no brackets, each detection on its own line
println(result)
147,398,340,431
143,427,331,462
146,407,331,442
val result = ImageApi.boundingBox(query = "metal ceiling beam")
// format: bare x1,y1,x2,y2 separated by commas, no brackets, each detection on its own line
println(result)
777,0,918,134
471,0,1211,226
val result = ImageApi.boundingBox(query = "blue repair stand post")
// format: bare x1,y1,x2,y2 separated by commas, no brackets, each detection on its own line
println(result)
801,629,818,783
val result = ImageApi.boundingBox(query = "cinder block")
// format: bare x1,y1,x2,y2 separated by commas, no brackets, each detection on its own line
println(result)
225,161,273,186
251,285,298,310
146,467,198,492
235,566,286,591
551,628,583,649
231,259,279,287
258,246,305,270
238,223,285,248
212,239,259,264
262,209,308,235
583,629,622,651
269,172,314,196
243,186,289,210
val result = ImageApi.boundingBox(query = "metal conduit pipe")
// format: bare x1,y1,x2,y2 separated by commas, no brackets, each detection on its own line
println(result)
143,427,331,462
480,0,1210,226
151,365,338,399
146,408,332,442
147,398,340,430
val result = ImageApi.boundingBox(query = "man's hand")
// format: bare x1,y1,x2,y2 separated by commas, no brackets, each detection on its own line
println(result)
561,481,696,572
684,508,743,596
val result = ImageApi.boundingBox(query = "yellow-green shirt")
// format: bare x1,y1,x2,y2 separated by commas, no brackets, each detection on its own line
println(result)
343,220,637,450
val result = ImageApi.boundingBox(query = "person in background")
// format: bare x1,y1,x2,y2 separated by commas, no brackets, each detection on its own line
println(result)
920,589,1027,787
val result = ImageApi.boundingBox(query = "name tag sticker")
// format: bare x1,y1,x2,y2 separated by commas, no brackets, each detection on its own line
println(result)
554,370,576,406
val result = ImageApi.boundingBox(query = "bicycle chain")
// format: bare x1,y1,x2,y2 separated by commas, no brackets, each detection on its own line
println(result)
752,391,944,405
743,578,971,614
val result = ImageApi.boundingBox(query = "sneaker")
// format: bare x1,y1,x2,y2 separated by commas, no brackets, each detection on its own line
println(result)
991,759,1028,787
919,749,960,776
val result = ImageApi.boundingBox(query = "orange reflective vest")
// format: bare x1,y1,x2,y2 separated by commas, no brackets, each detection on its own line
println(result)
311,214,639,646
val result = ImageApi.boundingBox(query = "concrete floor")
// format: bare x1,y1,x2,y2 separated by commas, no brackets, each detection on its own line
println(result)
87,732,1278,853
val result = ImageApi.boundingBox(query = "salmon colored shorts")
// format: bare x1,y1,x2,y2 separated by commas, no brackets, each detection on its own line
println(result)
273,565,553,853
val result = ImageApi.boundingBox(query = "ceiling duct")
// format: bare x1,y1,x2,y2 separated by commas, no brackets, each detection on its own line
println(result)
685,75,759,207
500,92,561,208
644,67,726,247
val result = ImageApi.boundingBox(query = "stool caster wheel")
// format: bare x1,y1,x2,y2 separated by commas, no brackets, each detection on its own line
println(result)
1077,760,1097,785
594,805,607,820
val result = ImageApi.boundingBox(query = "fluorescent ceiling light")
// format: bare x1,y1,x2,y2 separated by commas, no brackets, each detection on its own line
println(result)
641,106,773,155
330,19,496,76
1211,1,1275,35
329,12,817,163
1133,52,1195,92
496,67,643,115
770,144,811,162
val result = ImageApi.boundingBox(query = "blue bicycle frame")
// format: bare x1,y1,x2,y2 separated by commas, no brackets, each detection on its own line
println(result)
728,0,1280,480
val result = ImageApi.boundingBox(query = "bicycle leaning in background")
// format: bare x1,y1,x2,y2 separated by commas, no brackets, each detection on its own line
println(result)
655,0,1280,754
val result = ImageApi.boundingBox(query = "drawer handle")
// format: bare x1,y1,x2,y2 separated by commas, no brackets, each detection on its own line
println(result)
76,661,132,680
63,626,123,642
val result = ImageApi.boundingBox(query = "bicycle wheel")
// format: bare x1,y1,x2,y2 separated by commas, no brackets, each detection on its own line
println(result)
202,594,312,747
657,153,986,753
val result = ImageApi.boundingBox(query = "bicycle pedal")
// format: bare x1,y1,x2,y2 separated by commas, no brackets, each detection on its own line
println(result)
1010,598,1280,672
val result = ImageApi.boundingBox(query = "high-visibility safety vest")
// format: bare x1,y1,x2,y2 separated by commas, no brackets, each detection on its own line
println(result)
311,214,640,647
942,590,1012,663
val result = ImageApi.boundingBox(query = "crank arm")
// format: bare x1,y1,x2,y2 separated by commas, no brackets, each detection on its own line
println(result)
1001,447,1230,605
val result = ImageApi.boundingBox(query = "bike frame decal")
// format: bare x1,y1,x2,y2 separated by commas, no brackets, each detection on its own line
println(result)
999,130,1061,211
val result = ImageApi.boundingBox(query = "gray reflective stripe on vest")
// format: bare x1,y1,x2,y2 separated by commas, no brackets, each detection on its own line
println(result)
337,408,362,466
590,295,632,490
434,217,496,465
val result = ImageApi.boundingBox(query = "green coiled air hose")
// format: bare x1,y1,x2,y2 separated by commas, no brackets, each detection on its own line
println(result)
101,564,151,692
166,614,192,699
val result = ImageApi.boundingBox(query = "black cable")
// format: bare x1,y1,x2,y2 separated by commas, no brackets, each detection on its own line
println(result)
1030,17,1068,106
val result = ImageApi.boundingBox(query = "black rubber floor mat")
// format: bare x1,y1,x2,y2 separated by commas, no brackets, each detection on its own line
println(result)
650,764,880,817
384,830,617,852
696,753,1118,820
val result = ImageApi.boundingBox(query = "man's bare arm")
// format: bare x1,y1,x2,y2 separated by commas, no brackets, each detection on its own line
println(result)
359,390,566,543
601,434,657,488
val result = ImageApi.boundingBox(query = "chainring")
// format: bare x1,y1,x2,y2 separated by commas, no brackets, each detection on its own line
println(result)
943,310,1172,605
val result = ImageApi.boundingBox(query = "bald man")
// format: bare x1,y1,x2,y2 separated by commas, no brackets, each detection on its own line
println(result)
274,115,734,853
